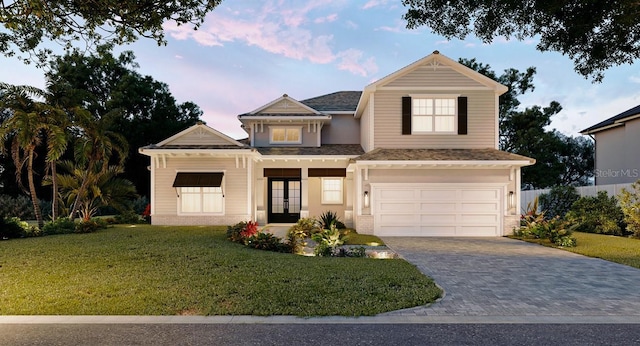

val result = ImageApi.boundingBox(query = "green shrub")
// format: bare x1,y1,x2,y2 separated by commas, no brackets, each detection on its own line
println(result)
312,225,344,256
0,195,34,220
318,210,346,229
75,219,106,233
226,221,247,244
42,218,76,235
286,218,321,254
516,197,576,247
335,246,367,257
0,216,27,239
539,186,580,219
132,196,150,214
619,181,640,238
114,210,143,224
566,191,627,235
246,232,290,253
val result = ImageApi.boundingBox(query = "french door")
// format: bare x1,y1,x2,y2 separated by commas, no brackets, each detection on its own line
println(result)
268,178,301,223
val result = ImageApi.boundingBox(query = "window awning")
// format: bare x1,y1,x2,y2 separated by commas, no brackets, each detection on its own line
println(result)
308,168,346,177
172,173,224,187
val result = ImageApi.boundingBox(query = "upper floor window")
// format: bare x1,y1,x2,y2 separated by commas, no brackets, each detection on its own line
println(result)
270,127,302,144
412,98,456,133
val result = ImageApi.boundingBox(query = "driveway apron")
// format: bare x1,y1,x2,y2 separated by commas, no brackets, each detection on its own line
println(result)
382,237,640,316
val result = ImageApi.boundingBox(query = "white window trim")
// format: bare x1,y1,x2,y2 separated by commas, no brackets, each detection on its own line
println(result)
178,186,225,215
269,126,303,144
409,94,459,134
321,177,344,205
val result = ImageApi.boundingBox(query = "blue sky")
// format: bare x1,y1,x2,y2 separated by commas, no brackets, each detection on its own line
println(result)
1,0,639,140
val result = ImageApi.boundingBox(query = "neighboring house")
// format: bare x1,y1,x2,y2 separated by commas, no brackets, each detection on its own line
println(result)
139,51,535,237
581,105,640,185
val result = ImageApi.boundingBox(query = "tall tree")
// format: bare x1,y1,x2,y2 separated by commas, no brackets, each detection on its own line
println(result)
46,47,203,197
67,110,128,220
0,1,222,65
459,59,594,188
0,83,67,228
403,0,640,81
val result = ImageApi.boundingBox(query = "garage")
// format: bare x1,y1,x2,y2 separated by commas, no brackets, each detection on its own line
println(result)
373,183,504,236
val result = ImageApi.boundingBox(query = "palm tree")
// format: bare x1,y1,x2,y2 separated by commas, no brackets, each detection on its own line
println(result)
0,83,68,229
67,110,129,220
51,160,137,220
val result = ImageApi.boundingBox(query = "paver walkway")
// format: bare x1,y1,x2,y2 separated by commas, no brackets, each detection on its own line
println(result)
382,237,640,316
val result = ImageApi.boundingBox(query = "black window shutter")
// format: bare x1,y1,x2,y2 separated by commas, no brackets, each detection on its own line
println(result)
458,96,468,135
402,96,411,135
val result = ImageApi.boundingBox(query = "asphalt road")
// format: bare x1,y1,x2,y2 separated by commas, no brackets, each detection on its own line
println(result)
2,324,640,346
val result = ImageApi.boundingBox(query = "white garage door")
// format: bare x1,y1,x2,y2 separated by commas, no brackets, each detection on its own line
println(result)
373,184,503,237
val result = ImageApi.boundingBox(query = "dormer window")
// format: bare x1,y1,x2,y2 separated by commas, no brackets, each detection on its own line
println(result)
270,127,302,144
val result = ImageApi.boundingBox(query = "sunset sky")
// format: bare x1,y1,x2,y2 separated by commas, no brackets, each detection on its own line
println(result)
1,0,639,140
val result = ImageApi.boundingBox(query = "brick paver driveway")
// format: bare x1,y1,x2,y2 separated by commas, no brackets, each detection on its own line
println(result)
382,237,640,316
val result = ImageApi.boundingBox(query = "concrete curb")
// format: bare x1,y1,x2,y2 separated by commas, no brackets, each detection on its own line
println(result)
2,315,640,324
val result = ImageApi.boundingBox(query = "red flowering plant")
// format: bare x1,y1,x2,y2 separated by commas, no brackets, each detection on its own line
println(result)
240,221,259,239
142,204,151,223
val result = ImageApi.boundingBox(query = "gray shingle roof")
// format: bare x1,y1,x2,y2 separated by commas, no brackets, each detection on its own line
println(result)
300,91,362,112
257,144,364,156
140,144,250,150
581,104,640,134
353,148,534,162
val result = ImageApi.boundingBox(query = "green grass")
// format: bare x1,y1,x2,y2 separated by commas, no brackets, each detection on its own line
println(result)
565,232,640,269
343,233,385,246
0,225,440,316
513,232,640,269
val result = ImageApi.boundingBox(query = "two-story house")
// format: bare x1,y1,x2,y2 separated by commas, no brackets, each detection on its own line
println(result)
139,51,535,237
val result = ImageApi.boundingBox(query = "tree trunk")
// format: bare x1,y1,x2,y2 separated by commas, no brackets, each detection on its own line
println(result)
51,161,57,221
27,151,44,229
68,161,94,221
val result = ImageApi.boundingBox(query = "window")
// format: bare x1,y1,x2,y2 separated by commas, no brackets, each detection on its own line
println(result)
270,127,302,144
180,187,223,214
412,98,456,133
321,178,343,204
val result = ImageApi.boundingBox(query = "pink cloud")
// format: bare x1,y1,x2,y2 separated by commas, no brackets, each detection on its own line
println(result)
363,0,389,9
314,13,338,24
337,49,378,77
163,1,376,76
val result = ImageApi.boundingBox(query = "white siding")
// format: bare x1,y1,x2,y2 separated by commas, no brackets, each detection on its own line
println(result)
152,156,250,225
165,129,237,146
373,90,497,149
262,99,313,114
360,102,372,152
384,65,486,88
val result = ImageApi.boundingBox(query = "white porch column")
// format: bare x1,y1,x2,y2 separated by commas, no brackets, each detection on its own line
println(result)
255,167,266,224
301,168,309,218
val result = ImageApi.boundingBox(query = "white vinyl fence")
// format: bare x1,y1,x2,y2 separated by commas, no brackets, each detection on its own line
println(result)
521,183,634,213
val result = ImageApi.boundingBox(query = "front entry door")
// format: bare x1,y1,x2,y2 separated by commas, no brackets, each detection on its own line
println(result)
268,178,301,223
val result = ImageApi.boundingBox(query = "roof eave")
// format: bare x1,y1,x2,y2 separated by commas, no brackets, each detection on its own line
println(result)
138,148,256,156
353,159,535,167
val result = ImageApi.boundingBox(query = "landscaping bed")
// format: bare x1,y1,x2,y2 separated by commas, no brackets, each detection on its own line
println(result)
0,225,440,316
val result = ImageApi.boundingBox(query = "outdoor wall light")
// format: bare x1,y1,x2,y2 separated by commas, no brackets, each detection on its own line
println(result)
364,190,370,208
508,191,515,209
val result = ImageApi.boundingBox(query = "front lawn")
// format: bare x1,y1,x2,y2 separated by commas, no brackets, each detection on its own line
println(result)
565,232,640,269
0,225,440,316
514,232,640,269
